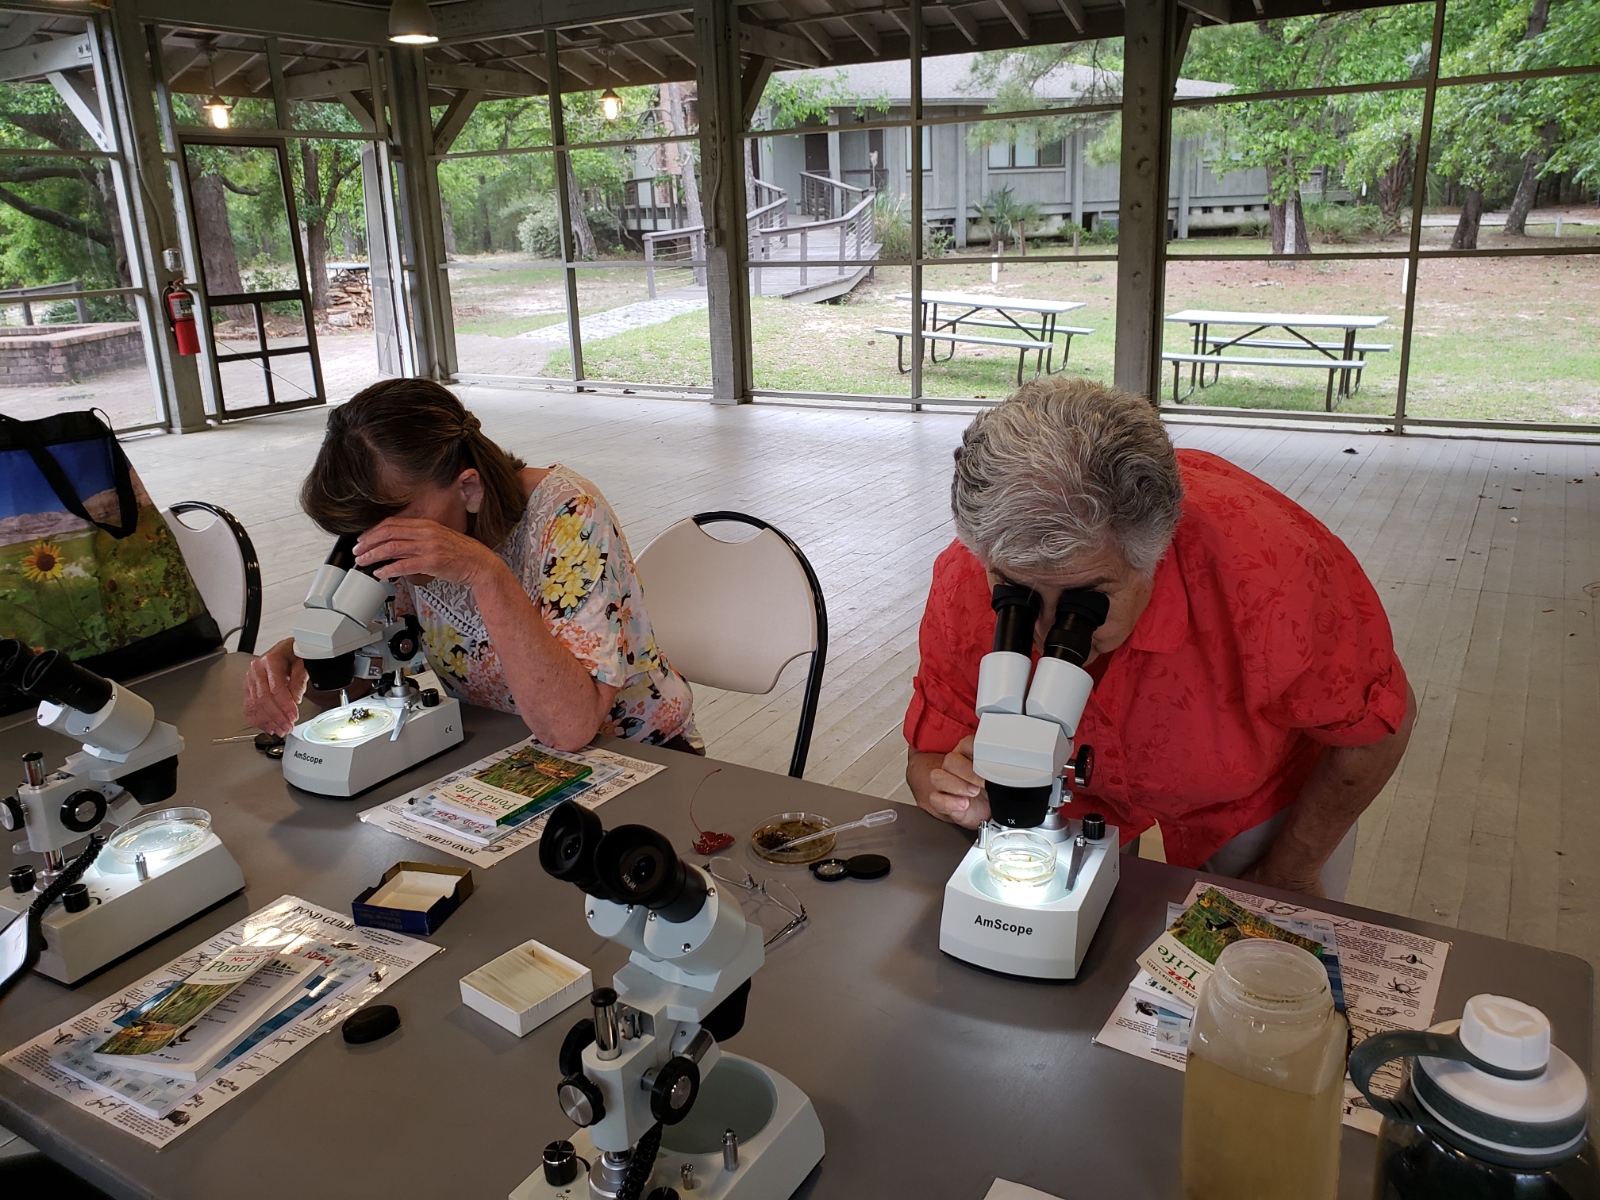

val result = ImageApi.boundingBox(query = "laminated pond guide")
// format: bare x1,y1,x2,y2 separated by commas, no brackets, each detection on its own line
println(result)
3,896,438,1147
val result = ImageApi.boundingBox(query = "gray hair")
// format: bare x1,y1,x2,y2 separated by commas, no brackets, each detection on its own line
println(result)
951,378,1183,576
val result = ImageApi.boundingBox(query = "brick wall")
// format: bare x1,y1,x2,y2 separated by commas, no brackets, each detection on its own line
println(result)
0,322,145,386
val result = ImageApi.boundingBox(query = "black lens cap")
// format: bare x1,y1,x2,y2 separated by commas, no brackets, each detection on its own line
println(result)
255,732,285,759
342,1003,400,1044
845,854,890,881
810,858,849,882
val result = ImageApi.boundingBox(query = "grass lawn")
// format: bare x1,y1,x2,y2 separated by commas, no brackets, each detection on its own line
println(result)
455,238,1600,426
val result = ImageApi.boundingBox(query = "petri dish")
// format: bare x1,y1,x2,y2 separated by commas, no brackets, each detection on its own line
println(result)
985,829,1058,887
108,806,212,866
751,812,835,864
305,704,395,745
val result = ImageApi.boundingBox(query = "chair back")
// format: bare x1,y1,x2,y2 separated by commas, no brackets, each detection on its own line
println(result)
164,502,262,653
636,512,828,776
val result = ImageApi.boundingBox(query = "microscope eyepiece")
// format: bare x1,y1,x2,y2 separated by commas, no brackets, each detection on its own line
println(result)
594,825,708,923
1041,589,1110,668
20,650,114,714
326,532,359,573
0,640,37,690
990,583,1041,657
539,801,610,897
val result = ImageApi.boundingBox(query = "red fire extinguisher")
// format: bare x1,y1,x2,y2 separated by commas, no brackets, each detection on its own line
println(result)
162,280,200,356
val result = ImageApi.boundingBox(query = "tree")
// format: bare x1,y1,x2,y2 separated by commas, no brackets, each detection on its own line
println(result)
0,80,131,296
297,138,362,311
1182,9,1431,253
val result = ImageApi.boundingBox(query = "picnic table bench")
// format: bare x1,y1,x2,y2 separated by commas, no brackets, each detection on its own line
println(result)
880,291,1093,385
1164,309,1391,411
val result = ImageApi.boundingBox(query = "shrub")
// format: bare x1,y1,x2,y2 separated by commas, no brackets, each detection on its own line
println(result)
1302,202,1387,244
872,192,945,259
980,186,1043,253
516,199,564,260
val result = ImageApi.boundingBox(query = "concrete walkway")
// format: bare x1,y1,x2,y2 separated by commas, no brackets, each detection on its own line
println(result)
519,285,708,345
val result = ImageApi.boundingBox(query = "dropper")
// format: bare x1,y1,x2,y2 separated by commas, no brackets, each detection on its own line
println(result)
773,808,898,853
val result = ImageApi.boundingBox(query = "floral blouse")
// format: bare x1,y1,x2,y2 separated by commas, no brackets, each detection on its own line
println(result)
394,465,700,749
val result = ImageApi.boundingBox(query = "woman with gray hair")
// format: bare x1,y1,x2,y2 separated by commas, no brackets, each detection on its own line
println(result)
904,378,1415,899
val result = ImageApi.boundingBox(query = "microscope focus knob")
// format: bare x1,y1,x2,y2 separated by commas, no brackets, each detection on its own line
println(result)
0,795,22,833
1071,745,1094,789
557,1073,605,1127
59,789,108,834
650,1057,701,1126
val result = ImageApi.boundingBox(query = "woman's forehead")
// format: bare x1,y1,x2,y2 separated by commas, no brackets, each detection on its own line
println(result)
987,546,1128,591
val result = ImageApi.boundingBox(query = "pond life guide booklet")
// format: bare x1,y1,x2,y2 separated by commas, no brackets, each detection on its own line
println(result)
432,744,593,825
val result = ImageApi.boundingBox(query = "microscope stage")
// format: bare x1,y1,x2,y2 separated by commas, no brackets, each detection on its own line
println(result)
282,693,462,797
938,821,1120,980
0,833,244,985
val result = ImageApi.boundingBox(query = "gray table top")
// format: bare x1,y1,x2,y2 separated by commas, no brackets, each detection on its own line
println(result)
1,653,1590,1200
1165,309,1390,329
893,291,1087,315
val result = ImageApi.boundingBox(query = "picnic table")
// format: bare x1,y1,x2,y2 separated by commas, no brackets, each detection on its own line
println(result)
1163,309,1391,411
879,290,1093,385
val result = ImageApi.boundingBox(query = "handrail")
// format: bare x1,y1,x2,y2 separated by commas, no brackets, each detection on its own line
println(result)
799,171,869,198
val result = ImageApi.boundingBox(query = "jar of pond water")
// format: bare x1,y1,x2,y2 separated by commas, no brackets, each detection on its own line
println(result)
1180,938,1348,1200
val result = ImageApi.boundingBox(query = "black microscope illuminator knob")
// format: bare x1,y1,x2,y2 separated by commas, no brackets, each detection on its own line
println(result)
650,1057,701,1125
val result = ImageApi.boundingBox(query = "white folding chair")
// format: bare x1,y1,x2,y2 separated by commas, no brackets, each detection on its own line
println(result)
164,501,262,653
635,512,828,778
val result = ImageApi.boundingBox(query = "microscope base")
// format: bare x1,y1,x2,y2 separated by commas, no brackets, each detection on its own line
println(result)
282,695,463,798
938,820,1119,980
0,834,244,985
510,1055,824,1200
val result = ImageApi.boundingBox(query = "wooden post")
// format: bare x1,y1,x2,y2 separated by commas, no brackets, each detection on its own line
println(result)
543,28,585,388
695,0,754,404
1114,0,1178,401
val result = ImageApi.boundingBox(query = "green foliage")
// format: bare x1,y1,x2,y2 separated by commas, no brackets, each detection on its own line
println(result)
872,192,946,260
1300,202,1387,243
752,72,889,132
979,186,1042,252
965,43,1122,161
515,196,564,260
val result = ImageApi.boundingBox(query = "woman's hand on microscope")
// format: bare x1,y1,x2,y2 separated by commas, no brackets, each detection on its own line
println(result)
920,736,992,829
354,518,506,591
243,637,309,737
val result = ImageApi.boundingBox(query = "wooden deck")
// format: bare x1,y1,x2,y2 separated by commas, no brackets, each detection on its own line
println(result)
122,391,1600,1062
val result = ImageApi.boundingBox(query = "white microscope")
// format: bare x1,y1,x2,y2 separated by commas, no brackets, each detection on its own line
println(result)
938,585,1120,980
282,534,462,797
0,641,244,985
512,802,824,1200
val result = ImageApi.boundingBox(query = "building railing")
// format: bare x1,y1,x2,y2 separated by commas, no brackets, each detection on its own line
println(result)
644,178,877,299
750,189,876,297
0,279,89,325
799,172,870,221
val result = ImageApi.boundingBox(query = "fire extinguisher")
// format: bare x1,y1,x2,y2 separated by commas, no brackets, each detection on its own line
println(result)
162,280,200,356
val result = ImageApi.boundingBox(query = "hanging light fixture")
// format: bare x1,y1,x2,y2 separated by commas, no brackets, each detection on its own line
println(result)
600,87,623,121
201,93,233,129
200,57,232,129
388,0,439,45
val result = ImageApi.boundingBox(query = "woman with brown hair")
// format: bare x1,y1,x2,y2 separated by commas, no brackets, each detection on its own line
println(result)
242,379,700,754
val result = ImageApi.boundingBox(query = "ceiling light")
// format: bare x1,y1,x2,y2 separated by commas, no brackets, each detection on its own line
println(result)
600,87,623,121
388,0,438,45
201,94,232,129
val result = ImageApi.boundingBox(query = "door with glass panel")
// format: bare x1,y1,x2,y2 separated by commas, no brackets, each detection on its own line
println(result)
178,135,325,419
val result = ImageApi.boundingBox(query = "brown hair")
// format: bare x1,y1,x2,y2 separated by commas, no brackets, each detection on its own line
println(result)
300,379,529,549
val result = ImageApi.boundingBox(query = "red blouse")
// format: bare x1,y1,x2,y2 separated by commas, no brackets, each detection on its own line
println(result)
903,449,1409,869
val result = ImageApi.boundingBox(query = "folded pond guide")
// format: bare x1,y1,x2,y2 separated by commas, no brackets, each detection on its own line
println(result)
1137,888,1325,1008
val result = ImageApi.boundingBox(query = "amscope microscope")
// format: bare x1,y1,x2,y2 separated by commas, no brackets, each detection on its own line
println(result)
511,802,824,1200
938,585,1120,980
0,641,244,985
281,534,462,796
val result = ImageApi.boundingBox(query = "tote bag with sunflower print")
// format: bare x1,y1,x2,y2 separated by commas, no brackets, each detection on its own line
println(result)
0,410,221,714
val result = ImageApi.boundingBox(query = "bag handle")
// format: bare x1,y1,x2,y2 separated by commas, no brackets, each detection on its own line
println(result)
0,411,138,539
